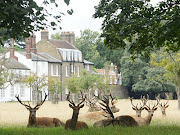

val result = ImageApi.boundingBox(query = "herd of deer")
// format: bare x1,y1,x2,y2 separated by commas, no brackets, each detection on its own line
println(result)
15,92,170,130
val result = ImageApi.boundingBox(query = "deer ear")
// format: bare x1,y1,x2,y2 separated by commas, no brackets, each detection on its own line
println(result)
153,107,158,111
132,107,136,110
165,105,169,108
69,104,73,109
141,108,144,110
79,104,84,108
144,107,149,111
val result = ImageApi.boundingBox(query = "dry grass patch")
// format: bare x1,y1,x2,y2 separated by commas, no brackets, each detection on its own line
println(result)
0,99,180,127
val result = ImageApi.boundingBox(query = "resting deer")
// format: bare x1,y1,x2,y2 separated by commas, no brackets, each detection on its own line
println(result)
65,92,88,130
131,97,159,126
130,94,149,117
15,94,64,127
81,93,119,121
93,95,138,127
158,93,169,117
85,95,101,112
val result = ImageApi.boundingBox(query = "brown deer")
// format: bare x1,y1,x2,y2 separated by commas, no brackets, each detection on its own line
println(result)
158,93,169,116
15,93,64,127
109,93,120,113
85,95,101,112
130,94,149,117
93,95,138,127
65,92,88,130
131,98,159,126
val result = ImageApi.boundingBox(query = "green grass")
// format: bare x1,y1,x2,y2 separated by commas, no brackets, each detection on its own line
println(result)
0,125,180,135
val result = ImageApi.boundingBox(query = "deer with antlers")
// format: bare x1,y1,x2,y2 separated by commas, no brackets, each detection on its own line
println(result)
93,95,138,127
15,93,64,127
85,95,101,112
65,92,88,130
157,93,169,117
130,94,149,117
131,97,159,126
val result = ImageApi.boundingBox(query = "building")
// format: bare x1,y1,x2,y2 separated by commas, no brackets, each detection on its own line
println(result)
1,31,94,102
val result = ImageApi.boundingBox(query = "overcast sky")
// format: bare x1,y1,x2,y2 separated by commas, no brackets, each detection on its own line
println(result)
35,0,161,42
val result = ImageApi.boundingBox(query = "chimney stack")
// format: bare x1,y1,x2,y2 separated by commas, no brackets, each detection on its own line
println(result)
31,33,37,54
10,38,18,61
25,37,31,59
60,31,75,45
41,29,49,41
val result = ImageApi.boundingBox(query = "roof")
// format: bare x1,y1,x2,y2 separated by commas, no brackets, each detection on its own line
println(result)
38,52,62,63
19,52,47,62
48,40,78,50
5,58,30,70
84,60,94,65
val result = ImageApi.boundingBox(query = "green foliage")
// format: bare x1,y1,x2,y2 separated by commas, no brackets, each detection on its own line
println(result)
21,72,48,92
48,77,63,94
93,0,180,58
64,76,80,93
51,32,61,40
0,0,72,44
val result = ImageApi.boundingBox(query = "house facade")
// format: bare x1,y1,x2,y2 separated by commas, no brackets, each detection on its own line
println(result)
1,30,94,102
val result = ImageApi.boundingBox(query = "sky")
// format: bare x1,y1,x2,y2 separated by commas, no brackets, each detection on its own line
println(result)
35,0,162,42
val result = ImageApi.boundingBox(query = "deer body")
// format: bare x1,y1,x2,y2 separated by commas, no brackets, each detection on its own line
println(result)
65,92,88,130
16,94,64,127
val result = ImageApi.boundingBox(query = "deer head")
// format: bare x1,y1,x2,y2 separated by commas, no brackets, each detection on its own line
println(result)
144,97,159,117
15,93,48,126
85,95,101,112
130,95,149,117
158,93,169,116
108,93,119,113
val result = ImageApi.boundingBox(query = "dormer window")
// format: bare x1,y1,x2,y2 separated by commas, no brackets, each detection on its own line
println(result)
66,65,68,77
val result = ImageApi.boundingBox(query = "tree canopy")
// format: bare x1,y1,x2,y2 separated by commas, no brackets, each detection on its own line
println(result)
0,0,72,44
94,0,180,58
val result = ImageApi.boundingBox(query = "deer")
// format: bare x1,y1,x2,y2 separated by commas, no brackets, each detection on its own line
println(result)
65,92,88,130
130,94,149,117
80,93,119,121
85,95,101,112
130,97,160,126
157,93,169,117
93,95,138,127
15,93,64,127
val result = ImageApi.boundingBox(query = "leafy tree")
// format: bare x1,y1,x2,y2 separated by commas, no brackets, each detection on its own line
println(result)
93,0,180,58
51,32,61,40
150,49,180,108
21,72,48,104
64,75,80,93
48,76,63,104
0,0,73,44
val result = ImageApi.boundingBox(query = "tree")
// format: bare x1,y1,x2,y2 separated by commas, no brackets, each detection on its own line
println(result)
48,76,63,104
93,0,180,58
21,72,48,104
0,0,73,44
150,49,180,108
51,32,61,40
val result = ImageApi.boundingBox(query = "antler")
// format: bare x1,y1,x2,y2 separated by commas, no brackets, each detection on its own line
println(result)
109,93,118,106
78,91,85,106
141,94,149,106
152,96,160,109
15,95,31,110
34,93,48,110
67,92,75,106
163,93,169,106
99,95,115,119
129,97,138,109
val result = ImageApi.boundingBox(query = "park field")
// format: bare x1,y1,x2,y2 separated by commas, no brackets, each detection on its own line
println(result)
1,99,180,135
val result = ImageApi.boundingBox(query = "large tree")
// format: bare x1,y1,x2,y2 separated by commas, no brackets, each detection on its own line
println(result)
0,0,72,44
93,0,180,58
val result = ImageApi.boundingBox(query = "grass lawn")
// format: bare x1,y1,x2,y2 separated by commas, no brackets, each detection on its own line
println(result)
0,125,180,135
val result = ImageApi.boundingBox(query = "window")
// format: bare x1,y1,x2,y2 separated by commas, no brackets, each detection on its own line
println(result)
71,51,74,61
67,51,71,61
66,65,68,77
20,84,25,97
74,66,76,75
71,65,74,73
79,52,82,62
56,65,59,75
51,64,53,75
65,88,69,95
63,51,66,60
1,89,5,98
75,51,77,61
10,85,14,97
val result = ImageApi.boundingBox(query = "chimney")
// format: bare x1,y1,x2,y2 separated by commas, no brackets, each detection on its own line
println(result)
41,29,49,41
10,38,18,61
25,37,31,59
31,33,37,54
60,31,75,45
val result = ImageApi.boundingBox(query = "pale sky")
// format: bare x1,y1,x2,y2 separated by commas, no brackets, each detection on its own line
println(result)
35,0,162,42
